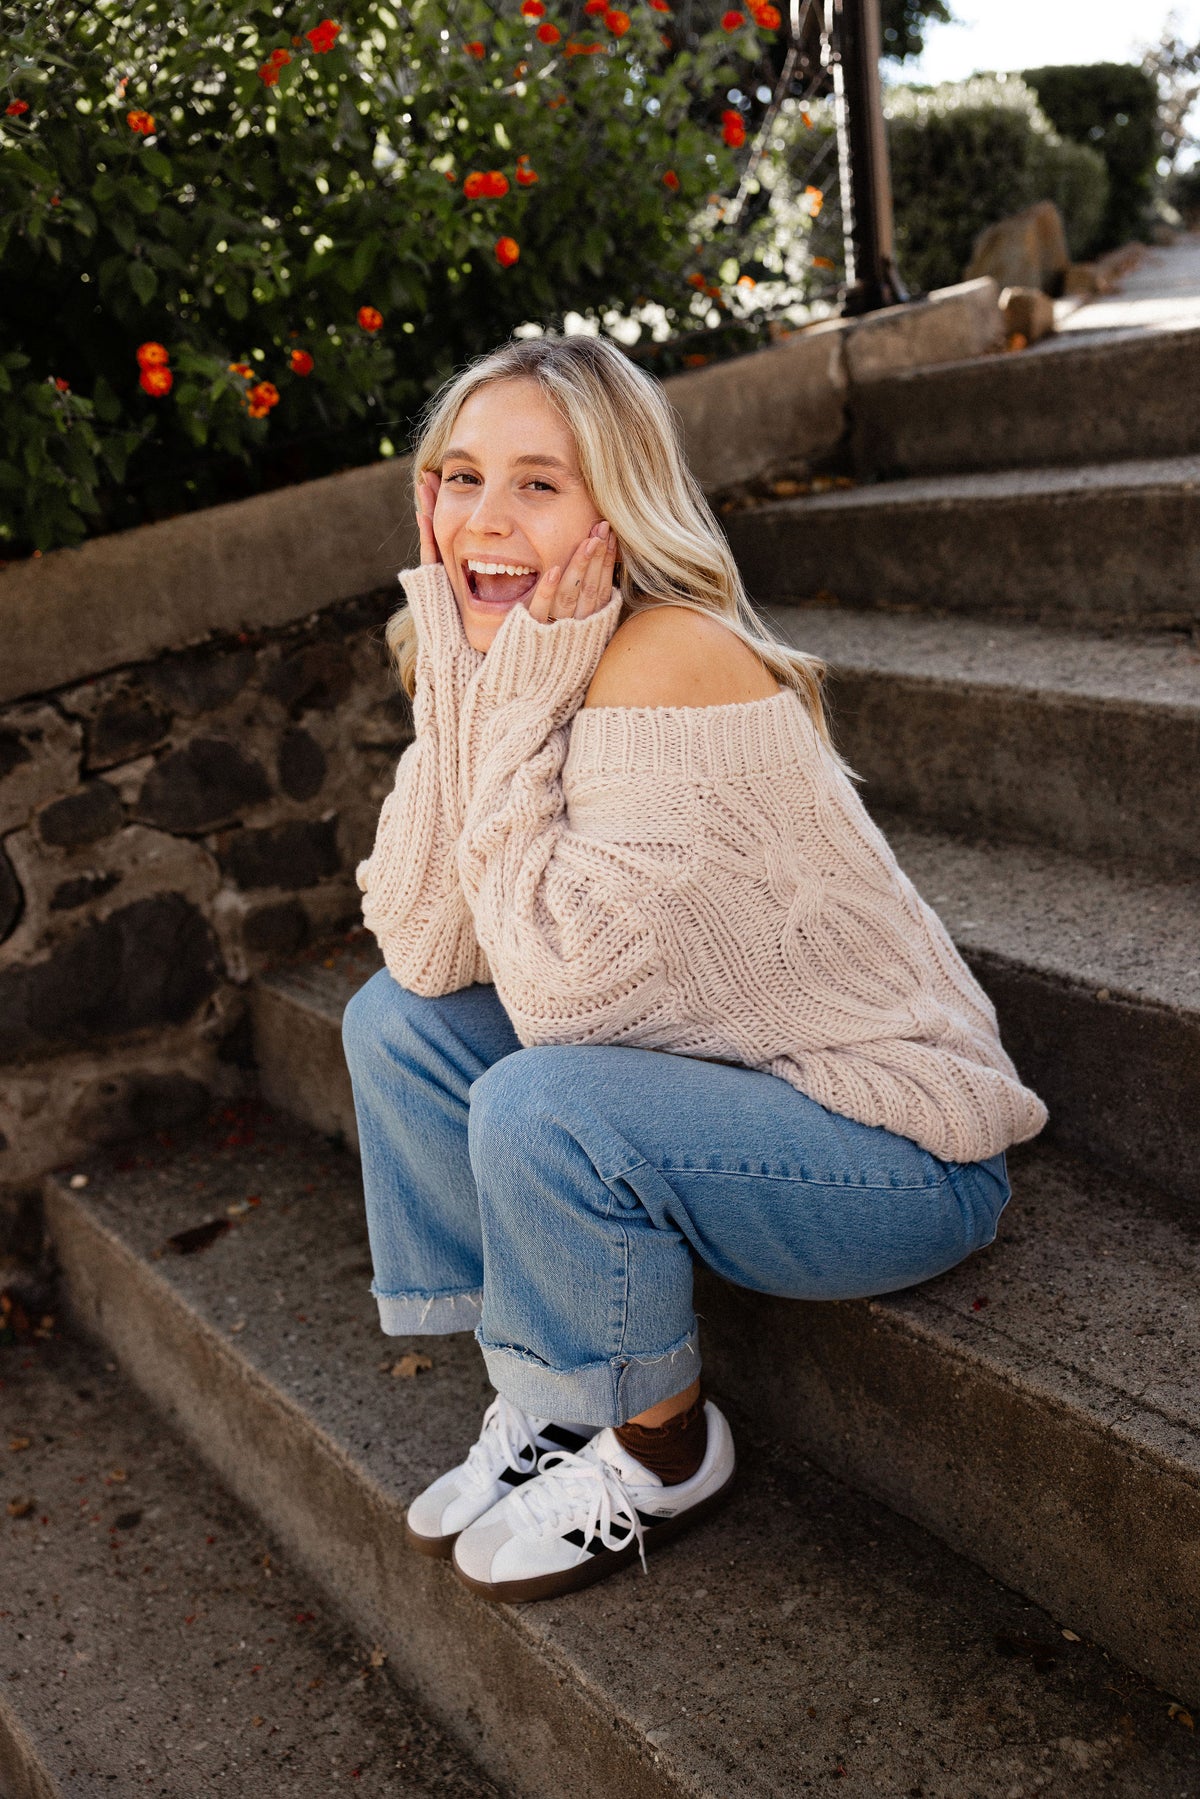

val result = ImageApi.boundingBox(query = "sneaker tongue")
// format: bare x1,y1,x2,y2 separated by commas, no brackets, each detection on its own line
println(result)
588,1427,664,1488
475,569,538,606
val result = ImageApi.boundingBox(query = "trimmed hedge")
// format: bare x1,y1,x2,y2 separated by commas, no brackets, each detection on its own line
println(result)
1022,63,1160,251
884,77,1109,294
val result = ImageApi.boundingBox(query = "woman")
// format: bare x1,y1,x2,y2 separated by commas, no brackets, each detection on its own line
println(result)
344,334,1046,1607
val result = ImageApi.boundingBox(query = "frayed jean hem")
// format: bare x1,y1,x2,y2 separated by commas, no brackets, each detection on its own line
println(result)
477,1325,701,1428
373,1286,484,1336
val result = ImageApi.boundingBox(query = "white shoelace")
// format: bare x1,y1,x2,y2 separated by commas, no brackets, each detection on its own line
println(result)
509,1447,649,1574
460,1393,540,1495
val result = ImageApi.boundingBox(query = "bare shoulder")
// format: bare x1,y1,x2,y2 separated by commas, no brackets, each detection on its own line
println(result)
582,605,783,710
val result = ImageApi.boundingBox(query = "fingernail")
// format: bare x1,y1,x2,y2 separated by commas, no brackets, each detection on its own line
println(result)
597,520,610,538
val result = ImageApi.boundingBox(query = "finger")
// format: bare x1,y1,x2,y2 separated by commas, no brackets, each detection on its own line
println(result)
580,524,614,617
527,564,561,624
555,534,598,620
416,471,442,566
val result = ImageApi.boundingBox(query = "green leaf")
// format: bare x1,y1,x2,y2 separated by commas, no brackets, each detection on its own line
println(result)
91,170,118,205
110,211,137,251
123,178,159,216
129,260,158,305
92,374,120,423
140,147,172,182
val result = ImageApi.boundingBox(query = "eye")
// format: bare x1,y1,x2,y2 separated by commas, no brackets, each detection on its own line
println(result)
526,479,556,492
443,470,479,486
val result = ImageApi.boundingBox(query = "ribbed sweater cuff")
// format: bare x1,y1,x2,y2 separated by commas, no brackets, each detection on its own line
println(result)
468,586,623,722
399,564,485,682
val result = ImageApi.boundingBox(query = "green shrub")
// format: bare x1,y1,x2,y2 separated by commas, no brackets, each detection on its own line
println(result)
0,0,775,555
883,76,1109,293
1022,62,1159,250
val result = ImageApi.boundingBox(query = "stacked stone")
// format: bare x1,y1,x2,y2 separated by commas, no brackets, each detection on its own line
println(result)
0,591,410,1206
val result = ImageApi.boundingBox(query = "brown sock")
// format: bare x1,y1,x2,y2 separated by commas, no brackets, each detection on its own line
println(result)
614,1393,707,1486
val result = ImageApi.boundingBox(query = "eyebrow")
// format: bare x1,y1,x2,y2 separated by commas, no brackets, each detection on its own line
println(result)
442,447,577,477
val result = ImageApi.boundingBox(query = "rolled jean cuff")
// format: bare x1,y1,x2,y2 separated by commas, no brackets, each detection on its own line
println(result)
373,1284,483,1336
476,1325,701,1429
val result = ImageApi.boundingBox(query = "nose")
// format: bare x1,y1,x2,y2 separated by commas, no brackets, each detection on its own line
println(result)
465,480,514,538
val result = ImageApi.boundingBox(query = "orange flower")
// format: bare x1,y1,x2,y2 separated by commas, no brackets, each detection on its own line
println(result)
305,18,341,52
800,108,813,127
464,170,509,198
269,47,291,66
139,365,173,397
465,39,486,56
536,22,561,42
126,109,156,133
754,2,780,23
660,31,671,44
565,38,603,53
357,305,383,332
515,157,538,185
258,61,282,84
737,273,756,287
228,362,254,378
5,99,30,117
721,10,744,27
136,341,170,368
605,9,630,32
514,59,530,73
804,184,823,216
444,169,458,181
662,168,679,190
290,348,314,375
547,93,567,108
247,380,280,418
495,236,520,267
686,271,706,288
811,255,834,270
292,35,303,45
521,0,546,12
54,377,70,392
49,193,61,206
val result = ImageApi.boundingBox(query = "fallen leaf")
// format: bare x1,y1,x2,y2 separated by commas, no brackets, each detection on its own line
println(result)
7,1496,34,1518
69,1174,89,1189
253,1714,264,1727
107,1468,127,1483
165,1218,232,1255
1061,1628,1080,1642
8,1438,30,1453
368,1645,387,1668
229,1319,247,1335
1168,1704,1195,1729
391,1353,432,1379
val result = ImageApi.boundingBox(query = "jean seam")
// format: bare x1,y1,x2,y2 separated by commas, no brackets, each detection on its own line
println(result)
649,1167,948,1192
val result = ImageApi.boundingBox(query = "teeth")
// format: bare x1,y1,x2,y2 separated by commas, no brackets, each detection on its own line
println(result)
466,560,538,577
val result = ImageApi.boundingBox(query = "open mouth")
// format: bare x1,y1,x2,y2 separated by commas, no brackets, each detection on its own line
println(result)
463,558,541,608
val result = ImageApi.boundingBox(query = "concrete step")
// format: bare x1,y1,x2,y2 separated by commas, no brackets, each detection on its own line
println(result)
765,606,1200,878
850,325,1200,480
727,457,1200,630
41,1108,1200,1795
0,1330,499,1798
247,797,1200,1206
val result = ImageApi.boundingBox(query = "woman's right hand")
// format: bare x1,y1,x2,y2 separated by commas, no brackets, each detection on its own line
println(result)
416,470,442,566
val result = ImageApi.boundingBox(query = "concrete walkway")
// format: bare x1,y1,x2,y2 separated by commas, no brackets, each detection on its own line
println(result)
1057,232,1200,335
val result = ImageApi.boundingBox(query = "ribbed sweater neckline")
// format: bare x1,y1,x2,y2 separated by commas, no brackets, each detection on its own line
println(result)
564,685,816,781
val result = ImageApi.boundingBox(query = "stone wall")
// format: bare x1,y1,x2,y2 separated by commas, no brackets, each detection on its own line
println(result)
0,587,411,1215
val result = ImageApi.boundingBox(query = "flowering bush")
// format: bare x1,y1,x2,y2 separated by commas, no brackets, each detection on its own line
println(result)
0,0,781,554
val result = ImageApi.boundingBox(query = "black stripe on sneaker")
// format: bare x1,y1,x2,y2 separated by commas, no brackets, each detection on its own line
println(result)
498,1464,540,1487
539,1425,591,1452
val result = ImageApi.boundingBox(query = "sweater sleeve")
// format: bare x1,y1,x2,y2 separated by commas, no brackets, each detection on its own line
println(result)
454,588,671,1044
356,564,490,995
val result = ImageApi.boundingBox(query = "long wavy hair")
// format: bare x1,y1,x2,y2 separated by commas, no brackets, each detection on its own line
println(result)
387,334,847,762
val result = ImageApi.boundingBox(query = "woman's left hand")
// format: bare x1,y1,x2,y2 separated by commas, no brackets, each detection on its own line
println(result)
525,520,618,625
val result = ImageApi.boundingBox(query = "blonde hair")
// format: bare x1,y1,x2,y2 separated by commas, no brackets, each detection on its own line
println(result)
387,334,848,764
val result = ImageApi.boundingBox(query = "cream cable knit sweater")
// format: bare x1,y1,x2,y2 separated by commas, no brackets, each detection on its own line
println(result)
357,564,1047,1165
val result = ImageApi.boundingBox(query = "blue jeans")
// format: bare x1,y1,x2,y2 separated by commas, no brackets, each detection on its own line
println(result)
342,970,1010,1428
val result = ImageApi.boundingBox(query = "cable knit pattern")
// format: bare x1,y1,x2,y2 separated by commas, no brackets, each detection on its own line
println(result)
359,564,1048,1164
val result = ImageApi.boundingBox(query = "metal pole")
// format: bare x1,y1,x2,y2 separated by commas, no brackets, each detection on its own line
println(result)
829,0,907,313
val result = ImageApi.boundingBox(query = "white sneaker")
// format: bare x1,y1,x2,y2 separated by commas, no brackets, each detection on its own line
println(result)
451,1399,736,1603
404,1393,595,1558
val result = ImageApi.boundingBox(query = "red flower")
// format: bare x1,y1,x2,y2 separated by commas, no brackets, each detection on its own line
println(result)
686,271,706,288
126,109,156,133
136,341,170,368
753,1,780,23
721,10,745,26
305,18,341,52
584,0,608,11
536,21,561,42
495,236,520,268
521,0,546,13
229,362,254,378
444,169,458,181
662,168,680,190
247,380,280,418
49,194,61,206
465,40,486,57
357,305,384,332
515,158,538,184
54,377,70,392
464,170,509,198
5,99,30,117
270,48,291,66
721,107,746,146
290,348,314,375
648,0,671,10
605,9,630,32
258,62,281,84
547,93,567,108
139,365,173,397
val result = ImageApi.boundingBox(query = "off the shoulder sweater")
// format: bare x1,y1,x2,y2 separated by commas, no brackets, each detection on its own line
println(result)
357,563,1047,1165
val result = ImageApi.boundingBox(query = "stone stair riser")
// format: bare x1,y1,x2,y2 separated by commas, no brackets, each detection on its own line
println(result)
976,955,1200,1205
851,330,1200,480
253,981,360,1151
696,1272,1200,1701
728,489,1200,630
43,1186,682,1799
831,674,1200,878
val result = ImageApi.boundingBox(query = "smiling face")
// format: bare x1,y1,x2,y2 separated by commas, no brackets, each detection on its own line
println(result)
432,378,603,652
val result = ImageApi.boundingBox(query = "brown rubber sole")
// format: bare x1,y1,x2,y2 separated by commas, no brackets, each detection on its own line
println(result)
403,1513,458,1560
452,1463,737,1605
